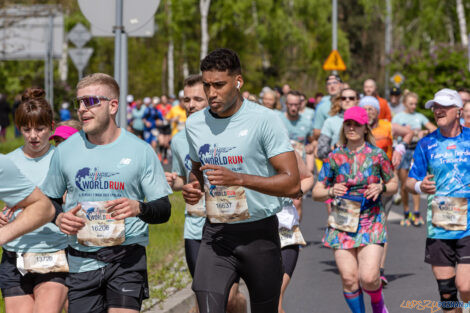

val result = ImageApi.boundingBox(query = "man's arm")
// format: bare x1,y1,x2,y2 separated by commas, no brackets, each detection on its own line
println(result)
202,151,301,198
0,188,54,245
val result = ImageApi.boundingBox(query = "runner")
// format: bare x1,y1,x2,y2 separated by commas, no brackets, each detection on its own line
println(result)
143,99,163,152
392,91,436,227
260,92,313,313
313,74,343,140
49,119,81,146
165,95,187,137
277,90,314,220
359,95,409,287
0,155,54,245
261,89,279,110
317,88,359,160
167,74,247,313
388,87,404,117
362,79,391,122
42,73,172,313
156,95,172,164
130,99,146,139
182,48,301,313
0,88,69,313
463,100,470,128
405,88,469,313
313,106,398,313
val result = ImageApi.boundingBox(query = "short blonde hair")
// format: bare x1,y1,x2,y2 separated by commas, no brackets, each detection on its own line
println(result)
338,123,376,146
76,73,120,100
57,119,82,131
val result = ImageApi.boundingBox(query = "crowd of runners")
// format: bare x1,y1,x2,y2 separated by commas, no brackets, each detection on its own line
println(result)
0,47,470,313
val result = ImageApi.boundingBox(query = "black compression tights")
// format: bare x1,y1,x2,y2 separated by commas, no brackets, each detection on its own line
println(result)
192,216,282,313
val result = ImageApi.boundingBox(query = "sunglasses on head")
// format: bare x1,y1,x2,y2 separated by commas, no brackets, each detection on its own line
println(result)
341,96,356,101
74,96,112,109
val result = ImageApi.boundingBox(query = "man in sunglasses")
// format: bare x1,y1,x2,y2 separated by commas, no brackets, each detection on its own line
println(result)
42,73,172,313
406,89,470,313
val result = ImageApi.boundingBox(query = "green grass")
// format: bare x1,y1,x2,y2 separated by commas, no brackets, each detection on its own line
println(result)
0,127,189,312
0,124,23,154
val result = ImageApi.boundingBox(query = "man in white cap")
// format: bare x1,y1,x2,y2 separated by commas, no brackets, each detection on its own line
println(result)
406,88,470,313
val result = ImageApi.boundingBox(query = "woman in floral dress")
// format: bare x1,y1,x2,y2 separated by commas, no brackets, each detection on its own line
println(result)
313,106,398,313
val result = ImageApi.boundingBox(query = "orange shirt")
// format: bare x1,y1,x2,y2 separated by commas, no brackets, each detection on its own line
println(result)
372,119,393,160
377,96,392,122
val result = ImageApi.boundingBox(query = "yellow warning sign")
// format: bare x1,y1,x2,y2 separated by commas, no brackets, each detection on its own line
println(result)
323,50,346,71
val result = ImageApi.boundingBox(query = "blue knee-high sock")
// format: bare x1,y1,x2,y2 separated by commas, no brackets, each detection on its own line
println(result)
344,288,365,313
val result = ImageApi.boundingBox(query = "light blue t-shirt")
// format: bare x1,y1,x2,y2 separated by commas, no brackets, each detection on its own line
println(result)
0,155,35,208
312,95,332,130
5,146,67,253
409,127,470,239
131,106,147,131
320,114,343,147
42,129,172,273
277,112,314,144
300,107,315,123
171,130,205,240
392,111,429,130
185,99,293,223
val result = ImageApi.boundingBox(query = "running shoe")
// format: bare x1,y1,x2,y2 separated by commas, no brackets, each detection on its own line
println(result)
380,275,389,287
392,193,402,205
400,217,411,227
411,214,424,227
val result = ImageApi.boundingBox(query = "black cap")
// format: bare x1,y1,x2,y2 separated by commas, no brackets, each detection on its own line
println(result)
325,74,342,83
390,87,401,95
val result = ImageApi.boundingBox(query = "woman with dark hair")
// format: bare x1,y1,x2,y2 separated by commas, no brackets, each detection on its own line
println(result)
0,88,68,313
313,107,398,313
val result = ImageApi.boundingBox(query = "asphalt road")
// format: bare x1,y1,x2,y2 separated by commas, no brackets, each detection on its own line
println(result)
283,196,442,313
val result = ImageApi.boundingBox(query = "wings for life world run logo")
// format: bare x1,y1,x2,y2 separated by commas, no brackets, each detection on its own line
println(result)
198,144,243,166
184,154,192,171
75,167,124,192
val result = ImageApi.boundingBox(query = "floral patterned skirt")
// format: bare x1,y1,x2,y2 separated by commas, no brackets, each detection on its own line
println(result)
322,206,387,249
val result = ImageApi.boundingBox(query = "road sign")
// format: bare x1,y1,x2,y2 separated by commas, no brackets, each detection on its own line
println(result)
69,47,93,72
77,0,159,37
67,23,91,48
391,72,405,87
323,50,346,71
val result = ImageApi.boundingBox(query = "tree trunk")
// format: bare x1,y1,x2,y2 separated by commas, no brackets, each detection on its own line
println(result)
200,0,211,60
456,0,468,46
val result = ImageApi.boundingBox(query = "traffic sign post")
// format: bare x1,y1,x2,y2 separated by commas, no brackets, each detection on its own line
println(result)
67,23,92,48
323,50,346,71
68,48,93,80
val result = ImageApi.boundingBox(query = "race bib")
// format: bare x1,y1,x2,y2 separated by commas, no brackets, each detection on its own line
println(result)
279,225,307,248
328,197,361,232
205,184,250,223
431,196,468,231
76,201,125,247
18,250,69,274
186,194,206,217
290,140,305,157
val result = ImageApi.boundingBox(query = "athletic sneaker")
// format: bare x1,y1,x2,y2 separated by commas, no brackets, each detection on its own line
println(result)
392,193,401,205
380,275,388,287
411,214,424,227
400,215,411,227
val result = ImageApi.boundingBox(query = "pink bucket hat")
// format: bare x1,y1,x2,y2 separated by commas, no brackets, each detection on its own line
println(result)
49,125,79,140
343,106,368,125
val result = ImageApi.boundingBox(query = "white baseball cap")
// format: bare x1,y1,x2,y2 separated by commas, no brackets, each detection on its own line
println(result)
143,97,151,105
425,88,463,109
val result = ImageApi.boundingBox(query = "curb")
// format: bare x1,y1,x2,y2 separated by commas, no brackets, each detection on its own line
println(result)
146,280,250,313
146,284,196,313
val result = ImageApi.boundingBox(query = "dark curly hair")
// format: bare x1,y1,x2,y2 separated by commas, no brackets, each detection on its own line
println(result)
200,48,241,75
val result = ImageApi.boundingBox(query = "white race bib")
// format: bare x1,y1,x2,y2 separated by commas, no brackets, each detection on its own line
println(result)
76,201,125,247
279,225,307,248
290,140,305,157
431,196,468,231
17,250,69,274
328,197,361,232
205,184,250,223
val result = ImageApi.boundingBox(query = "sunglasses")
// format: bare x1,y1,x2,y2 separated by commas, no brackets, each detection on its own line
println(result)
74,96,112,109
341,96,356,101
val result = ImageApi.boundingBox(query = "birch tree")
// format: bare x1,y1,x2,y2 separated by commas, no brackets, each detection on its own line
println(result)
200,0,211,60
456,0,468,46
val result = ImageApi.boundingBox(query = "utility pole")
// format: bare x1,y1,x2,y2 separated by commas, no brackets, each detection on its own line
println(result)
332,0,337,75
385,0,392,100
